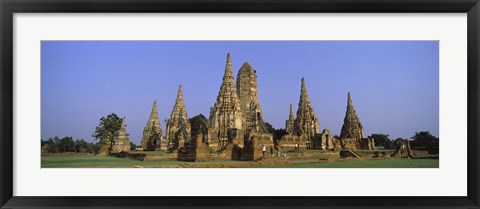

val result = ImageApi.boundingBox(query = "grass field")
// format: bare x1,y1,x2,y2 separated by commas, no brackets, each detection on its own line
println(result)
269,158,439,168
42,155,438,168
41,155,192,168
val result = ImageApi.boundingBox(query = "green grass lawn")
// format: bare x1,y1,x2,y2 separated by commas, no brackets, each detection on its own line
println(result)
41,155,187,168
43,155,439,168
268,158,439,168
129,150,169,155
41,155,247,168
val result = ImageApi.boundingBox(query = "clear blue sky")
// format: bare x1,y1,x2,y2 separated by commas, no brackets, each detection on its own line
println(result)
41,41,439,144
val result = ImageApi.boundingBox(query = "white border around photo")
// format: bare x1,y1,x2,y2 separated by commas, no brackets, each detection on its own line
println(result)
13,13,467,196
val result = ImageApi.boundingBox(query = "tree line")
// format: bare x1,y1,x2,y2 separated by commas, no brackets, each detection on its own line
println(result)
367,131,438,153
41,136,98,153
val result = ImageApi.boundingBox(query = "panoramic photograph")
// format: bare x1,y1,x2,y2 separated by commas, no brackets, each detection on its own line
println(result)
41,41,439,168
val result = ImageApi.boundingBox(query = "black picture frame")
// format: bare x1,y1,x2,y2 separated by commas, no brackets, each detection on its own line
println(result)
1,0,479,208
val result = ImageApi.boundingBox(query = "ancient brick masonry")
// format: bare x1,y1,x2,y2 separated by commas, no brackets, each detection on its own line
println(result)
339,92,374,150
166,85,191,150
340,92,364,140
208,53,245,148
141,100,164,151
236,62,269,133
293,78,321,149
111,117,131,153
285,104,295,135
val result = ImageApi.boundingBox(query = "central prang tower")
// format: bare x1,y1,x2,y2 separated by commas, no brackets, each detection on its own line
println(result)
236,62,268,133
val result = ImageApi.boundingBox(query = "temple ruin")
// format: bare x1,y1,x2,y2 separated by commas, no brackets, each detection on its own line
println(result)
236,62,269,133
285,104,295,135
294,78,321,148
140,100,165,151
113,53,381,162
207,53,245,148
339,92,375,150
166,85,191,150
279,78,327,150
111,117,131,153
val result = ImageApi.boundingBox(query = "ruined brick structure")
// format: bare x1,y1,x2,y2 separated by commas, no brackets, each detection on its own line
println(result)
339,92,374,150
166,85,191,150
313,129,335,150
236,62,269,133
340,92,364,140
141,100,165,151
285,104,295,135
111,117,131,153
208,53,245,148
294,78,321,138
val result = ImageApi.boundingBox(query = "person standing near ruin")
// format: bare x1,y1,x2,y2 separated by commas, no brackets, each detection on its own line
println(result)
262,144,266,156
269,146,274,156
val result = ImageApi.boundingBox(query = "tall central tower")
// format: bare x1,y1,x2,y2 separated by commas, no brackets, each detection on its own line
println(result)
236,62,268,133
209,53,244,131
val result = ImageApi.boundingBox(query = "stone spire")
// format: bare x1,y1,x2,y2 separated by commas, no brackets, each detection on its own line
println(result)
166,85,191,150
294,78,320,138
340,92,364,140
209,53,244,131
285,104,295,134
300,77,311,104
141,100,163,150
236,61,268,133
224,53,234,82
119,117,126,133
111,117,131,153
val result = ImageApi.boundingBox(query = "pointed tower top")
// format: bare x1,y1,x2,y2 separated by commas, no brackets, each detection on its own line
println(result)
176,84,183,103
300,77,310,102
121,117,126,129
170,84,188,120
348,92,353,106
223,53,234,81
151,100,157,113
241,61,252,68
289,103,294,120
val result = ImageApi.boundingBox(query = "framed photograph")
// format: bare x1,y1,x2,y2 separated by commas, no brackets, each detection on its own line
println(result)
1,0,479,208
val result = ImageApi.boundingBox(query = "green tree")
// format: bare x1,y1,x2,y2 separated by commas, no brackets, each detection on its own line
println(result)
264,122,287,142
129,142,137,151
58,136,75,152
92,113,122,146
264,122,276,134
74,139,91,153
368,134,393,149
46,136,60,153
93,141,103,154
411,131,439,153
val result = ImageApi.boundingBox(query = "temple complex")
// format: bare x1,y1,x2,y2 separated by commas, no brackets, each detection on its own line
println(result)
166,85,191,150
111,117,131,153
105,53,380,162
141,100,164,151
